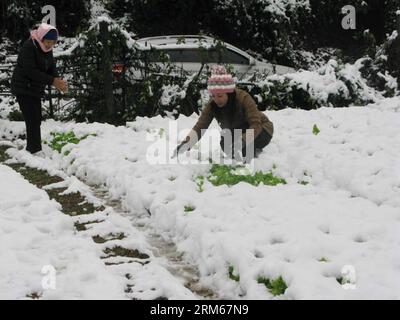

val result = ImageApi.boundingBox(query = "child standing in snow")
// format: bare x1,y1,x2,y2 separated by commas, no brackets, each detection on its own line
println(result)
174,65,273,161
11,23,68,155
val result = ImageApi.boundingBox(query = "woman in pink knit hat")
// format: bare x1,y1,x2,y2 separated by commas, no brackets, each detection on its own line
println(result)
11,23,68,155
174,65,274,161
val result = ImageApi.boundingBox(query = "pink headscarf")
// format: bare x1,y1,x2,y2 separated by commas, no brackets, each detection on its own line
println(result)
30,23,59,53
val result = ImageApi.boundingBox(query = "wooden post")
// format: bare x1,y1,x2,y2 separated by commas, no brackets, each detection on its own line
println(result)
99,21,115,123
47,85,54,118
397,11,400,34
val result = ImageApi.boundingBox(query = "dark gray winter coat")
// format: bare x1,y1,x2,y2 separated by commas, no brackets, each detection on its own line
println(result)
11,39,57,99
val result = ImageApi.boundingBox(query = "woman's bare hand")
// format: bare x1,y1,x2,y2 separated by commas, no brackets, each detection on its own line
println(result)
52,77,68,93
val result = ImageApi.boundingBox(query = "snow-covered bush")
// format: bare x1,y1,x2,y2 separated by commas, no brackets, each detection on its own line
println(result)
0,96,20,120
213,0,311,67
47,16,211,123
52,17,146,122
241,56,398,111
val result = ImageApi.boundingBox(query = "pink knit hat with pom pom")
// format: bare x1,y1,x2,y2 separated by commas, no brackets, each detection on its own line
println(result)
207,65,235,94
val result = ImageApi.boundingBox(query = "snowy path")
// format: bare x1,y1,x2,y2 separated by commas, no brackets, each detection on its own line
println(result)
1,97,400,299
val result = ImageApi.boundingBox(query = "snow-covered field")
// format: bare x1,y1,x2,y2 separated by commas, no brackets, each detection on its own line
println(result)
1,96,400,299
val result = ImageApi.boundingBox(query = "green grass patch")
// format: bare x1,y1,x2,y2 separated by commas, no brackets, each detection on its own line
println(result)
195,175,205,192
257,276,288,296
312,124,320,135
207,164,286,187
45,131,96,155
336,277,353,286
228,266,240,282
184,205,195,213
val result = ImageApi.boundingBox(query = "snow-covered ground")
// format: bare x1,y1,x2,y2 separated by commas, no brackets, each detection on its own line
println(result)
1,96,400,299
0,154,200,300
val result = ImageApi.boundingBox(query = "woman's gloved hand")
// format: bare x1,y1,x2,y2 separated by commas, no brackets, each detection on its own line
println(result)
172,140,190,158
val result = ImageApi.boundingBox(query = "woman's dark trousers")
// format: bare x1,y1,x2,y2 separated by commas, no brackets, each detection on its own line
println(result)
16,95,42,154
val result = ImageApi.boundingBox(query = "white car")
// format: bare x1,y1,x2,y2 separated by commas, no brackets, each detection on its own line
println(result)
135,35,296,79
